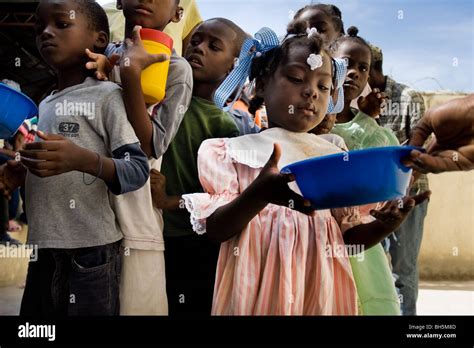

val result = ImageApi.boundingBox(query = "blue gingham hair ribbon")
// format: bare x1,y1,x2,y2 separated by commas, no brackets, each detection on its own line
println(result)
327,57,348,114
213,27,280,111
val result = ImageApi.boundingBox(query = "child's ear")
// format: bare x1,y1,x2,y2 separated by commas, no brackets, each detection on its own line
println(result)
116,0,122,10
171,6,184,23
94,31,109,52
226,58,239,75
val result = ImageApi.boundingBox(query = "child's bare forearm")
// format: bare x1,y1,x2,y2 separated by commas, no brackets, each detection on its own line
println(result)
120,68,154,157
75,147,119,189
207,183,267,243
343,220,394,251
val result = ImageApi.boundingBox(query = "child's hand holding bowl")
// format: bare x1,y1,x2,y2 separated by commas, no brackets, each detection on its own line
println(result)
251,143,315,216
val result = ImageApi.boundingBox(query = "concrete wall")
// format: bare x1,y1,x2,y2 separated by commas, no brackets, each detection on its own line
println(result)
422,92,470,110
419,172,474,279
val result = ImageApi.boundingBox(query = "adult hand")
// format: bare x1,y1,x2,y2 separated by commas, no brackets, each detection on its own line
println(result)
404,94,474,173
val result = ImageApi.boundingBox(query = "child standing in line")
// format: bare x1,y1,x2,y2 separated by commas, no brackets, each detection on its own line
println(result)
0,0,149,316
103,0,202,55
288,5,386,122
312,108,402,315
330,26,399,150
327,26,404,315
86,0,193,315
287,7,346,147
369,43,429,316
181,29,430,315
150,18,248,316
287,3,345,45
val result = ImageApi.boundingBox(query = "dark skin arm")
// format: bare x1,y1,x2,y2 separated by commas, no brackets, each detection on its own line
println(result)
343,191,431,251
206,143,431,247
19,131,120,190
120,25,170,157
403,94,474,173
206,143,314,243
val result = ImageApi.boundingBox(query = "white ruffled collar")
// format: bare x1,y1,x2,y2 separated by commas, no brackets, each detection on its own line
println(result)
226,127,344,170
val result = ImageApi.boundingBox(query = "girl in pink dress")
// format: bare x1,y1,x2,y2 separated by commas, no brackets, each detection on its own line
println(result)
183,30,430,315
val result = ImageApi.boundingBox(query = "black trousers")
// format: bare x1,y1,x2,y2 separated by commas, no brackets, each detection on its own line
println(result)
164,233,220,316
20,240,122,316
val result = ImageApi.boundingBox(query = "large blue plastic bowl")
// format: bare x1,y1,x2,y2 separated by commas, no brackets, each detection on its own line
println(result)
281,146,420,210
0,83,38,139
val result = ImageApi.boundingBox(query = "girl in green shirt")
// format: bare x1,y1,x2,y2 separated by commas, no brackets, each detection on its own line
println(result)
327,26,401,315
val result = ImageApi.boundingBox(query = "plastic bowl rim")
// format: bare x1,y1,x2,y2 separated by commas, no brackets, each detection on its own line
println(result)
281,145,424,174
0,83,38,118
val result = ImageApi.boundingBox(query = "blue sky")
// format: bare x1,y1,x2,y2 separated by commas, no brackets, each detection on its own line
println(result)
99,0,473,92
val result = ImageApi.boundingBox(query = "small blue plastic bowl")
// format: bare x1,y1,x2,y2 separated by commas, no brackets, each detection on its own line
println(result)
281,146,421,210
0,83,38,139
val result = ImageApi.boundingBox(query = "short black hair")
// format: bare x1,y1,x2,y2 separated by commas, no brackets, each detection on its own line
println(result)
248,27,329,115
73,0,110,41
287,3,345,36
329,26,372,64
372,60,383,72
206,17,250,57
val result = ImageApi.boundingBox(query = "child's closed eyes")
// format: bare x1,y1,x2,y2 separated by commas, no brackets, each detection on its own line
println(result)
284,67,331,91
287,75,304,83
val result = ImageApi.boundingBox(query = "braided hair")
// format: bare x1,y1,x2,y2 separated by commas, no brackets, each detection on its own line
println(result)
328,26,373,63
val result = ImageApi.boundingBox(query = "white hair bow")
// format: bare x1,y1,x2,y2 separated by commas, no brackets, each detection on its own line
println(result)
306,27,319,38
307,53,323,70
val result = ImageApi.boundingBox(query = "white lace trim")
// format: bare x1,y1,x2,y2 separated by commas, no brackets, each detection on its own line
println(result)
183,194,206,235
183,193,235,235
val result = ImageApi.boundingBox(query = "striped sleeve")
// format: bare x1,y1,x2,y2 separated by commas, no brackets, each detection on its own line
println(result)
182,138,240,234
